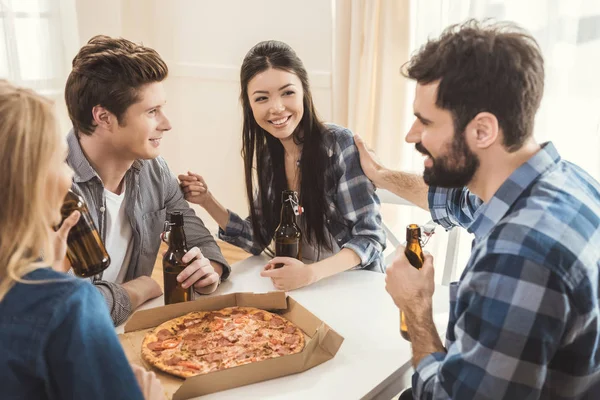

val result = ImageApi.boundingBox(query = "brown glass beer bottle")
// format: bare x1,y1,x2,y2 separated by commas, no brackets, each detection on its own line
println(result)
58,190,111,278
400,223,425,341
274,190,302,268
162,211,193,305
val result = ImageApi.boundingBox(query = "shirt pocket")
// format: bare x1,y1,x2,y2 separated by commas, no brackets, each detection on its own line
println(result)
141,208,167,257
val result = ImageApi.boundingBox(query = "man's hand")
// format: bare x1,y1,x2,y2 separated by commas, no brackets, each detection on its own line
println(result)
177,247,220,294
385,245,435,312
353,133,387,188
178,172,211,207
260,257,318,291
386,246,445,367
51,210,80,273
122,276,163,309
131,364,166,400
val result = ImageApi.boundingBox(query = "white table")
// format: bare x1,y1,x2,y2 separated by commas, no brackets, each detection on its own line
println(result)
118,255,450,400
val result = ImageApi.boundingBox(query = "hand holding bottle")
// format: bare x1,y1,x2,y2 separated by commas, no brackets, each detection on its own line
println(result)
51,210,80,273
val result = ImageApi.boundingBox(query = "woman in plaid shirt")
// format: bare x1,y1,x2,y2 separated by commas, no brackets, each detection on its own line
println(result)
180,40,386,291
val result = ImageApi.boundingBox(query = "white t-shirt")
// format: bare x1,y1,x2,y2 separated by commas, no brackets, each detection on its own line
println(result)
101,185,134,283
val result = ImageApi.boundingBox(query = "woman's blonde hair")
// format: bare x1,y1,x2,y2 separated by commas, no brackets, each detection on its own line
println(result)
0,80,62,301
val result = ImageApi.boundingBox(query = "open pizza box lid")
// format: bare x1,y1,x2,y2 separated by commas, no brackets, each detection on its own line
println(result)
118,291,344,399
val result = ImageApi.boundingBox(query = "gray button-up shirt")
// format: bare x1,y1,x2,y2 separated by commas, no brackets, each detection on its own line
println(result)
66,130,230,325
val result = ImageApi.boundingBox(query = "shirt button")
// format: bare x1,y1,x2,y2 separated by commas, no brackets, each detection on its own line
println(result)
100,206,106,213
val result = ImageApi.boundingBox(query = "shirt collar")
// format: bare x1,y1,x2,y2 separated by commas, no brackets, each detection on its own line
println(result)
66,129,144,184
468,142,561,239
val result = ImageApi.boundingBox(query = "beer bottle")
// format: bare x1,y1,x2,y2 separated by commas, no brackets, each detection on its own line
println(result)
400,223,425,341
162,211,193,305
274,190,302,268
58,190,111,278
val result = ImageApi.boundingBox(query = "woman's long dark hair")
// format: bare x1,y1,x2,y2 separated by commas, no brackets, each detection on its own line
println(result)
240,40,333,253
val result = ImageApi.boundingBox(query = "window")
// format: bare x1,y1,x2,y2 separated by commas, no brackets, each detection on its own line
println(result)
0,0,73,96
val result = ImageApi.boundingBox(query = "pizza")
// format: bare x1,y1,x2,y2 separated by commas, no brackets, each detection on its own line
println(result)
141,306,305,378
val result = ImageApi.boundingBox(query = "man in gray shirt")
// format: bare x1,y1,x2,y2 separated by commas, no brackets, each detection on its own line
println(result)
63,35,230,325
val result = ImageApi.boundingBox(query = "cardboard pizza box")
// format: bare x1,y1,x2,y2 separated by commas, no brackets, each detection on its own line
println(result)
118,292,344,400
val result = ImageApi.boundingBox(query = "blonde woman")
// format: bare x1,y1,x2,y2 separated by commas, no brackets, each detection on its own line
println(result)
0,80,163,400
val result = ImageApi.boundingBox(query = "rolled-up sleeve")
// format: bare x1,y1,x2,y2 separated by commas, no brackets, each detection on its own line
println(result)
334,130,386,269
218,210,267,255
428,186,483,230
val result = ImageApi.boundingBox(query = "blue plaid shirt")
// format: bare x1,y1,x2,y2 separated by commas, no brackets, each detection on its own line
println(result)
415,142,600,399
219,124,386,272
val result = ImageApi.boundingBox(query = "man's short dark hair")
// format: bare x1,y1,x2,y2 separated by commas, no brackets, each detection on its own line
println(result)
65,35,168,136
403,19,545,151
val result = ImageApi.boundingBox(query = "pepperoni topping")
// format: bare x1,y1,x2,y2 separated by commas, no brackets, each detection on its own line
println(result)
165,356,183,366
284,325,296,334
160,337,181,349
183,333,204,341
277,347,292,355
157,329,174,340
251,312,266,321
146,341,163,351
270,317,284,327
284,335,298,344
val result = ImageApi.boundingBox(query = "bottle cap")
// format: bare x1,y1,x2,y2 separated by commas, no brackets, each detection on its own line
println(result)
168,211,184,226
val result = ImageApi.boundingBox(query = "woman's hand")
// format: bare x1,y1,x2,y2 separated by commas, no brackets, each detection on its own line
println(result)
51,211,80,273
260,257,318,291
178,171,211,207
131,364,166,400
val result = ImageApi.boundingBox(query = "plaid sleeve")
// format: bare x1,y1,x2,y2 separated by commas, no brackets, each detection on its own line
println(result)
334,129,386,268
428,186,483,230
413,253,569,399
218,210,266,256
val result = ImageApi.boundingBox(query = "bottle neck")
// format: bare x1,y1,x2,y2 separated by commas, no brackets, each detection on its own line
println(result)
280,191,298,225
406,230,420,244
405,225,424,268
168,225,188,252
280,201,296,225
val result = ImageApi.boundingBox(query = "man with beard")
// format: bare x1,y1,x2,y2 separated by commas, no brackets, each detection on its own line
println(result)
355,20,600,399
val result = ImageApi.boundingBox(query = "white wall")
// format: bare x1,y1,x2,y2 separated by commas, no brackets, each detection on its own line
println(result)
73,0,333,232
72,0,333,232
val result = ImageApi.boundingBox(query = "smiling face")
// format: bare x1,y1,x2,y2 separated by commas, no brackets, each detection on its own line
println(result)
108,81,172,160
405,82,480,188
246,68,304,141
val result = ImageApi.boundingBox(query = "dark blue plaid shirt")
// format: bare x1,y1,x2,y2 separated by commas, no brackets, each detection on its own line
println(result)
414,143,600,399
219,124,386,272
